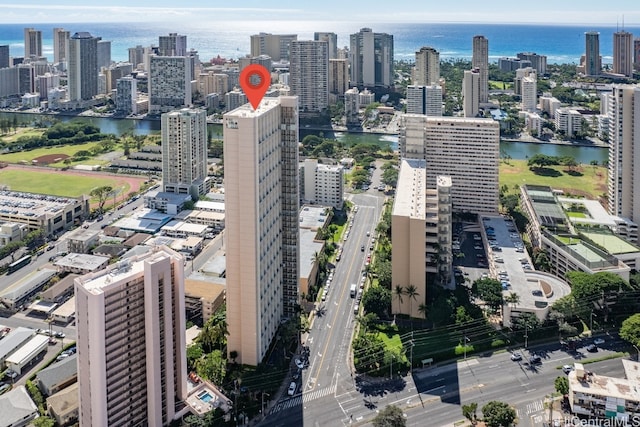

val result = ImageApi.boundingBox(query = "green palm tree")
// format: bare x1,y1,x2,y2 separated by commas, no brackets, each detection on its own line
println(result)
393,285,405,312
405,284,419,319
505,292,520,309
418,303,428,319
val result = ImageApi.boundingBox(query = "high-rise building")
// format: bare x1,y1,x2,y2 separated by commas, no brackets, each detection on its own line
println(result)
74,247,187,426
329,58,349,98
349,28,394,88
24,28,42,58
97,39,112,71
399,114,500,214
634,38,640,72
37,73,59,100
462,68,480,117
161,108,210,198
608,84,640,224
584,31,601,77
613,31,634,78
104,62,133,93
197,72,229,96
0,45,9,69
406,85,442,116
472,35,489,103
314,32,338,59
392,159,452,317
52,28,69,66
128,45,146,70
148,55,192,114
521,75,538,112
413,46,440,86
289,40,329,113
115,76,137,115
301,158,344,209
516,52,547,75
223,97,300,366
68,32,99,102
344,87,360,125
158,33,187,57
250,33,297,62
224,88,247,112
514,67,537,95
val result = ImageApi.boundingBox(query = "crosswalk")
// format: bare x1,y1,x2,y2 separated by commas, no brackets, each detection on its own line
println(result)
269,385,336,414
526,399,544,415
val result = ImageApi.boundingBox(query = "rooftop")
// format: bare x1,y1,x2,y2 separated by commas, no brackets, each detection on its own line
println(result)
0,327,34,361
0,190,82,219
55,253,110,271
46,382,79,419
111,208,173,234
0,268,57,303
393,159,426,219
300,228,325,281
299,205,330,230
6,334,49,364
569,360,640,401
0,386,38,426
36,354,78,392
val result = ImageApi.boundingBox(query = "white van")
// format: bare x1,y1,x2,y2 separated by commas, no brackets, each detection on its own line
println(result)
350,284,357,298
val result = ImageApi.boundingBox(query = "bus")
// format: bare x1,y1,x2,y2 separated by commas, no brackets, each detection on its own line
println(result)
8,255,32,274
349,284,357,298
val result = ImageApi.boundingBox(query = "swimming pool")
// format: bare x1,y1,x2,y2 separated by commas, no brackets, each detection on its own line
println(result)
198,391,214,403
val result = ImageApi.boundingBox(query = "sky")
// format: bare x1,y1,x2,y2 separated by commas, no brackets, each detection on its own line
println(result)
1,1,640,25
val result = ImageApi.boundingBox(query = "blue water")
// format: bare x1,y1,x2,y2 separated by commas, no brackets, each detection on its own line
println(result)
1,21,638,64
198,391,214,403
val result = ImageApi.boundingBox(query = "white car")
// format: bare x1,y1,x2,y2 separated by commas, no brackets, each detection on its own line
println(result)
594,338,605,346
294,358,305,369
562,365,574,374
510,352,522,362
287,382,297,396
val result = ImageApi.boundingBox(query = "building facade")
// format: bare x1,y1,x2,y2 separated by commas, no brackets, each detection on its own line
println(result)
349,28,394,88
521,75,537,112
115,76,137,115
250,33,297,62
300,158,344,209
613,30,634,78
161,108,210,198
314,32,337,59
149,56,192,115
328,58,349,98
158,33,187,57
472,35,489,103
74,248,187,426
413,46,440,86
462,69,480,117
392,159,452,317
608,84,640,225
68,32,98,102
516,52,547,75
406,85,442,116
52,28,69,66
223,97,300,366
585,31,601,77
289,40,329,114
399,114,500,214
24,28,42,58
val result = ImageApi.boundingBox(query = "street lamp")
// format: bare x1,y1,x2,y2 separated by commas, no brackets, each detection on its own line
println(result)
590,311,596,334
261,392,270,419
463,334,470,360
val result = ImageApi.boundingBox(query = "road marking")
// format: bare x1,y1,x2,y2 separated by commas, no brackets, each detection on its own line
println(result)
526,400,543,414
526,388,537,393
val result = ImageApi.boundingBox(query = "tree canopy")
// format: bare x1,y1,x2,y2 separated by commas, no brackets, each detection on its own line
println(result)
472,278,503,312
620,314,640,348
372,405,406,427
482,401,517,427
362,285,391,318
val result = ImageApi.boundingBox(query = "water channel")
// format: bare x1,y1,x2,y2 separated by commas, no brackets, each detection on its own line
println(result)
0,112,609,164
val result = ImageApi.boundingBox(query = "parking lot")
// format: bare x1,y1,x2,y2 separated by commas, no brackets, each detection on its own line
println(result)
452,221,490,284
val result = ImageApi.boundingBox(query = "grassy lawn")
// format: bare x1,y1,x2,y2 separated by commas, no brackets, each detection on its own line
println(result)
489,80,513,90
566,211,587,218
0,142,101,165
0,127,45,143
0,168,132,198
500,159,607,199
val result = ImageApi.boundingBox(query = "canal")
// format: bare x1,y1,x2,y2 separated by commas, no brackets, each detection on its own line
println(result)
0,112,608,164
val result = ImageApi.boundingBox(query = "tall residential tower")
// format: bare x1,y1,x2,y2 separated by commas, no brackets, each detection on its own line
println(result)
413,46,440,86
289,40,329,114
349,28,394,88
613,31,634,78
24,28,42,58
585,31,601,77
223,97,300,366
68,32,99,102
472,35,489,103
74,247,187,426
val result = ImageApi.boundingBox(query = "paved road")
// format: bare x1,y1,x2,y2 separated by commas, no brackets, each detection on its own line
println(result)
259,166,386,426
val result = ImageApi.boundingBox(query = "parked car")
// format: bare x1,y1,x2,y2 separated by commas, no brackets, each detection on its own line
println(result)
586,344,598,352
0,384,11,395
287,382,297,396
562,365,574,374
510,352,522,361
529,355,542,364
4,370,18,379
594,338,605,346
295,358,305,369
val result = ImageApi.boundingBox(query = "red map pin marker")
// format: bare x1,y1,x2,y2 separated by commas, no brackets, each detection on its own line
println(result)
240,64,270,110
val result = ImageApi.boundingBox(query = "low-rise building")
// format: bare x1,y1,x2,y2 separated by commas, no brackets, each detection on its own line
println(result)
0,269,57,311
51,296,76,324
569,360,640,422
66,228,100,254
0,327,34,369
54,253,110,274
161,221,208,238
36,354,78,396
184,279,226,324
46,383,79,426
521,185,633,281
0,191,89,237
300,159,344,209
0,222,29,247
5,334,49,375
0,385,39,427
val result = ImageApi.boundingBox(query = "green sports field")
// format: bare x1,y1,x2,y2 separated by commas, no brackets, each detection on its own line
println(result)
0,168,129,198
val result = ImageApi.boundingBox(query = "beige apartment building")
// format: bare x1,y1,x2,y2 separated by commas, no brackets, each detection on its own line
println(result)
472,35,489,103
413,46,440,86
392,159,452,318
223,97,300,366
74,246,187,427
399,114,500,215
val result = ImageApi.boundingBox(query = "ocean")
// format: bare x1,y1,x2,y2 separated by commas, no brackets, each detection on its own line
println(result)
1,21,639,64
